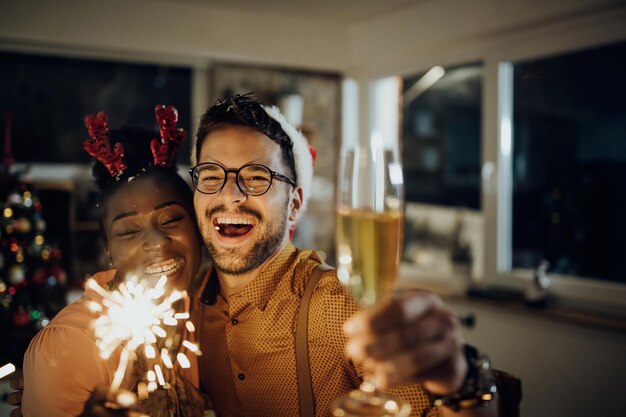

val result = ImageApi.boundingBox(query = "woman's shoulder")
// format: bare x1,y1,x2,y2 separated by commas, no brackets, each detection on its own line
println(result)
44,270,116,334
45,294,98,335
24,275,112,360
24,302,99,369
22,297,115,417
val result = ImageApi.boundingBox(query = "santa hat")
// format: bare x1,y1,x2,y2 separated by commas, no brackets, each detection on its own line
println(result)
262,105,314,213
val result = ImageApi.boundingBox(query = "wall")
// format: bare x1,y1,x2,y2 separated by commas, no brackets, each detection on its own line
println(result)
347,0,626,78
0,0,348,72
450,298,626,417
346,0,626,147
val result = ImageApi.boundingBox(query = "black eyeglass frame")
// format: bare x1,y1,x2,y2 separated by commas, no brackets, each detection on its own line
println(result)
188,162,296,196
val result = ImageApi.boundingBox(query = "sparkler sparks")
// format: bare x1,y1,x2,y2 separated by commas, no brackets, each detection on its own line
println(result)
87,274,198,393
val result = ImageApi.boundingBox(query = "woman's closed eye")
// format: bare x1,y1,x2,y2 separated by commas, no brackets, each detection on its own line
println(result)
161,215,183,226
116,228,140,238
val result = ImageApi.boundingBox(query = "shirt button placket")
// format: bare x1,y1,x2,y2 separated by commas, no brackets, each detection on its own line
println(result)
229,315,244,382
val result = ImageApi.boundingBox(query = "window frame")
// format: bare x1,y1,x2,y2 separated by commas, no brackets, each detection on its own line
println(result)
385,7,626,312
481,11,626,312
0,43,211,178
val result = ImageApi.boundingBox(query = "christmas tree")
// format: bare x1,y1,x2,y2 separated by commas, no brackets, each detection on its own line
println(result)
1,111,68,366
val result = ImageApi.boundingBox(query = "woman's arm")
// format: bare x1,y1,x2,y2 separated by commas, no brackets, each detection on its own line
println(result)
22,326,111,417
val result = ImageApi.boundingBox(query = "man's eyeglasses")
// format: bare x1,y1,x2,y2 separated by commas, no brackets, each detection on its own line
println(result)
189,163,296,196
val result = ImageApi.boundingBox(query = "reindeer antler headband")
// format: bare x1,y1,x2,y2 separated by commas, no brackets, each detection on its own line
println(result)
83,105,185,178
151,105,186,168
83,111,126,178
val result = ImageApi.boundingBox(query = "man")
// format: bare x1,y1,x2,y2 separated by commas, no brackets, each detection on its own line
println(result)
188,94,519,417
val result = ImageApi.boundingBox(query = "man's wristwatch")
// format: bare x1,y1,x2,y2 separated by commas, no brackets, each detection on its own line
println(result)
428,344,497,411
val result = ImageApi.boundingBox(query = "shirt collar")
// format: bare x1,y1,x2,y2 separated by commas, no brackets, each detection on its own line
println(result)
199,268,219,306
199,242,299,311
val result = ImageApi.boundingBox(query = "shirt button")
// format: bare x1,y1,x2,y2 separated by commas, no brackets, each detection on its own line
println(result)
231,318,239,325
238,373,245,380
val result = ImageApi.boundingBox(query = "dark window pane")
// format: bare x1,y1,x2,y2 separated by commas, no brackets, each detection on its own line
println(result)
512,41,626,283
402,63,483,210
0,52,192,164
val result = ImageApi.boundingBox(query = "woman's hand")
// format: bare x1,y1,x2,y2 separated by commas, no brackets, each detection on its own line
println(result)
5,369,23,417
78,386,147,417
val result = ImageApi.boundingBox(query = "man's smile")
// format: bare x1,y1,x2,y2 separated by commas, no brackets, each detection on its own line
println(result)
213,216,255,238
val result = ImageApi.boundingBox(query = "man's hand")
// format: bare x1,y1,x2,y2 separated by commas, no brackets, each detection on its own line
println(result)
78,386,147,417
5,369,23,417
344,291,467,396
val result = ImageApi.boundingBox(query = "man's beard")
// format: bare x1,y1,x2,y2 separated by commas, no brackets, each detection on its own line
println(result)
200,201,289,275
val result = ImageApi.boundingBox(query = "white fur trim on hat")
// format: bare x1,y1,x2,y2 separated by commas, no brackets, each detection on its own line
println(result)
262,105,313,213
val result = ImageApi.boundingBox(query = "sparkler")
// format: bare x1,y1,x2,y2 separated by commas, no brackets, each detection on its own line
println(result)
86,274,200,394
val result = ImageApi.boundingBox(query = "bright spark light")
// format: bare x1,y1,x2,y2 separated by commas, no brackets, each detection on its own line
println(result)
0,363,16,379
161,348,174,369
176,352,191,369
185,321,195,332
87,274,198,393
182,340,200,353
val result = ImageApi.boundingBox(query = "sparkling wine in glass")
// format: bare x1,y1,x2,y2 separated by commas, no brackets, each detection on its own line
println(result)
333,147,410,417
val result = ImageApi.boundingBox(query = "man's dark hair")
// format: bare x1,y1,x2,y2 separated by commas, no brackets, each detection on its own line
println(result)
195,94,297,181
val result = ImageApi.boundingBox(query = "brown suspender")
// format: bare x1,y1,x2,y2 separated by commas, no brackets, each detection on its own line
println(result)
296,263,333,417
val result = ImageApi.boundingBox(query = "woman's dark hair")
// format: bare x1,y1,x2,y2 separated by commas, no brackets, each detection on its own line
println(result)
92,127,193,211
195,94,297,180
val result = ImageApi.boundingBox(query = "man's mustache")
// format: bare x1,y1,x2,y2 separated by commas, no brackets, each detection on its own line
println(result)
206,205,263,222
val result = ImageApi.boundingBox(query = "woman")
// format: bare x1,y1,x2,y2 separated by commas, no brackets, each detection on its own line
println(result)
21,106,206,417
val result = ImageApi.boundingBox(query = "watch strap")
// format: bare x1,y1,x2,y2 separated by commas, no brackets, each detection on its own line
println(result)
429,344,497,411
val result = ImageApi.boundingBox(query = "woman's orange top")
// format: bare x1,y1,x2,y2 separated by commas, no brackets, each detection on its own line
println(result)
22,269,200,417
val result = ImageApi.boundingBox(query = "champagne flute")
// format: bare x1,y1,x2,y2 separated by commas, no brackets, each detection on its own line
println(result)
333,147,410,417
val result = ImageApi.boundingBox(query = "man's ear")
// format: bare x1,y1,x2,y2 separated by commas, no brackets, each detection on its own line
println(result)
288,186,304,223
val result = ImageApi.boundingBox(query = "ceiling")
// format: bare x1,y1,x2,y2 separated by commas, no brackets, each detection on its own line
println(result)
159,0,423,24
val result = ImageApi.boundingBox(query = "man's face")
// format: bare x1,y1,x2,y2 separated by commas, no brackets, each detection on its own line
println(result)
194,125,302,275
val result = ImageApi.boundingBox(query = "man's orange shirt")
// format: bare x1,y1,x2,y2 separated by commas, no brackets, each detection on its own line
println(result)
193,243,437,417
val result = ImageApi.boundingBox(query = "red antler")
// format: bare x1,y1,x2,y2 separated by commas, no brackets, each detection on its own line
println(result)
151,105,186,167
83,112,127,177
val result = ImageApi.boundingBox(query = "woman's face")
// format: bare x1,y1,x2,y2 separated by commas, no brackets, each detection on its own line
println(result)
102,175,202,291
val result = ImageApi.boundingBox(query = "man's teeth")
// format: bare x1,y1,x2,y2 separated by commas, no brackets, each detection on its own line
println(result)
216,217,253,225
145,258,182,275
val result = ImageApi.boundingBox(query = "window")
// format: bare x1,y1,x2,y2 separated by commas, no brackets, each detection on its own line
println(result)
0,51,192,164
401,63,484,281
511,41,626,285
370,9,626,311
402,63,483,209
488,38,626,311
